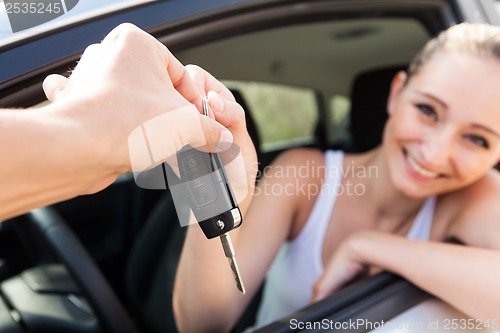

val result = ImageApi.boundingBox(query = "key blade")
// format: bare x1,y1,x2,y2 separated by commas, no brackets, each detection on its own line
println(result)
220,233,246,294
227,256,246,294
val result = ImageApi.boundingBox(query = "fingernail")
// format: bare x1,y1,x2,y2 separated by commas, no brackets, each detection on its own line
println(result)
220,128,233,143
209,91,225,114
218,129,233,151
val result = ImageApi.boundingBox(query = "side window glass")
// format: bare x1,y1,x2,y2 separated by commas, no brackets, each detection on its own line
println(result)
328,94,352,146
223,81,319,152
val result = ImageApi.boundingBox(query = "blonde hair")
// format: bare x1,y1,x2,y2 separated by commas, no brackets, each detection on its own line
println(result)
408,23,500,79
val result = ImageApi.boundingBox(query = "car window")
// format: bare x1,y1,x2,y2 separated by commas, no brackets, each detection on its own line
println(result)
178,17,429,154
224,80,319,152
328,94,351,145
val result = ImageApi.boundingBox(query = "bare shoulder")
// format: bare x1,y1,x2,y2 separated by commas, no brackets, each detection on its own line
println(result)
266,148,327,238
443,169,500,249
264,148,326,185
270,147,325,169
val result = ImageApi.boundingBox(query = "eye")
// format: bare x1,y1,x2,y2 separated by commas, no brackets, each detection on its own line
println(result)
416,104,437,121
464,134,489,149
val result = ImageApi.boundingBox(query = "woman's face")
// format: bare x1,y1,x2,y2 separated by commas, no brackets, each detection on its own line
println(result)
383,51,500,198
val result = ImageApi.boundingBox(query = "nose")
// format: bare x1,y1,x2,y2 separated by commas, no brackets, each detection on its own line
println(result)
420,128,455,168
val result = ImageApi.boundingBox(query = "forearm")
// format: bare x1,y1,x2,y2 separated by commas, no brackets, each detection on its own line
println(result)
174,187,258,333
174,222,244,333
0,102,117,220
352,231,500,320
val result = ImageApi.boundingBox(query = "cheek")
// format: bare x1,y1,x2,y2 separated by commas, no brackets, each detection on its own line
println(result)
453,149,498,181
384,110,422,145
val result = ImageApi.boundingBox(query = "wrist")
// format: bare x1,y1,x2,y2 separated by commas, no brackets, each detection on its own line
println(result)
43,99,122,193
346,230,379,264
348,231,410,276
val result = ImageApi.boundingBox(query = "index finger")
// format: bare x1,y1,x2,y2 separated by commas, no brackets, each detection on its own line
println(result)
158,44,204,109
185,65,235,102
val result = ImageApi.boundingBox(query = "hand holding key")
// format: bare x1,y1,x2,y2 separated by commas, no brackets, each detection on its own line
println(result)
186,66,259,201
176,97,245,294
173,67,259,333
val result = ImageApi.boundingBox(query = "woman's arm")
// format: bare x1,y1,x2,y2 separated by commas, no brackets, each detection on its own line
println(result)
313,173,500,321
314,231,500,320
332,232,500,320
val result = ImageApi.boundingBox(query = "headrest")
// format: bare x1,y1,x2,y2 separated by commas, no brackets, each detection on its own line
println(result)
349,66,406,152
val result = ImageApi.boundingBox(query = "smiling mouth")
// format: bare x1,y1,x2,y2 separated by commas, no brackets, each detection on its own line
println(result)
403,148,445,179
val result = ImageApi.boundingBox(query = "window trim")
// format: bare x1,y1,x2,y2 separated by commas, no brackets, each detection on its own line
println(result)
255,272,432,333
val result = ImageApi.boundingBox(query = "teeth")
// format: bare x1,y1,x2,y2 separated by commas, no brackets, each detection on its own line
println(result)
407,154,440,178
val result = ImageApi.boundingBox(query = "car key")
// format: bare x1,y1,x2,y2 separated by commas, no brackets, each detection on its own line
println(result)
176,96,246,294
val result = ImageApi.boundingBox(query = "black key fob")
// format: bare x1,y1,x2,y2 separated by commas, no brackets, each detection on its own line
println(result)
176,145,242,239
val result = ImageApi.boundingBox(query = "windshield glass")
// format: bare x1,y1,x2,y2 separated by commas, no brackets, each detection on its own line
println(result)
0,0,156,46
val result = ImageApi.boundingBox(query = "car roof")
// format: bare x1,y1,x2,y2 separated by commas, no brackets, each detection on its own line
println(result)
176,18,429,97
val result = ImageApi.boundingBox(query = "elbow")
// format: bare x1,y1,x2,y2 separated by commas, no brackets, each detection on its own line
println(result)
173,291,235,333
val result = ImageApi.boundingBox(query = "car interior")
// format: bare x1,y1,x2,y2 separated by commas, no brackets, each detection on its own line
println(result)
0,0,487,332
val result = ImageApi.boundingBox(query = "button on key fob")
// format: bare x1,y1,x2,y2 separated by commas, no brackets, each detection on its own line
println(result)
176,144,242,239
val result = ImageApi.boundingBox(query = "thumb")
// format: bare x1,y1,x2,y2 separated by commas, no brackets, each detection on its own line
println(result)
310,273,346,303
207,90,246,132
310,276,330,304
43,74,69,102
310,260,368,304
196,114,233,153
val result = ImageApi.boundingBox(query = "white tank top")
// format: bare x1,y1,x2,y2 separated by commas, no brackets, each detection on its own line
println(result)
253,150,436,329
